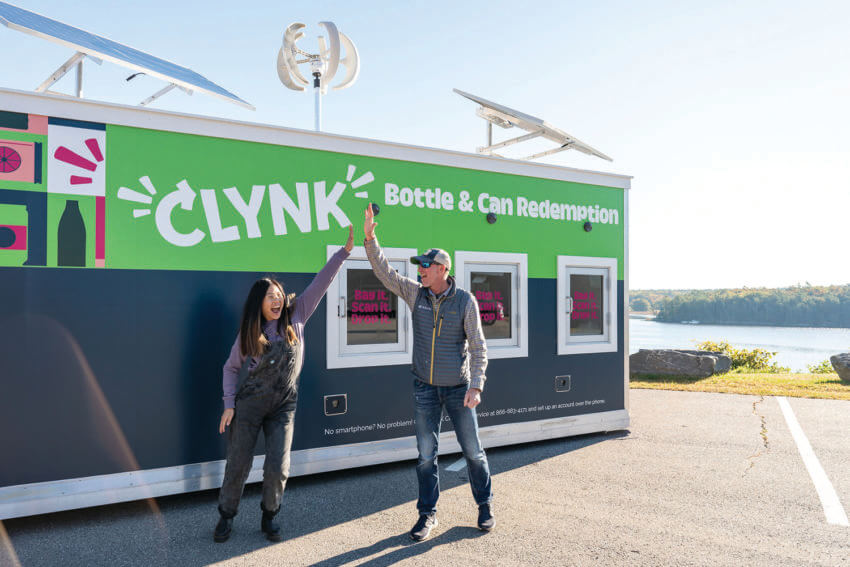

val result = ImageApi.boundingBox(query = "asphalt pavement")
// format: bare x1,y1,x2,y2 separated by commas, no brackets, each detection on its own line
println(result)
2,389,848,566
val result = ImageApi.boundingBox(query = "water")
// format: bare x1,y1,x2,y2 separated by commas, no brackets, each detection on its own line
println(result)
629,317,850,372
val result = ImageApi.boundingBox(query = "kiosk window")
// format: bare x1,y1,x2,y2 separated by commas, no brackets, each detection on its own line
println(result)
569,274,604,336
325,246,417,369
346,269,398,345
471,271,512,340
557,256,618,355
455,251,528,359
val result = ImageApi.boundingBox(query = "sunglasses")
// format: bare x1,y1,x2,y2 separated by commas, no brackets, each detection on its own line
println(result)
419,261,441,269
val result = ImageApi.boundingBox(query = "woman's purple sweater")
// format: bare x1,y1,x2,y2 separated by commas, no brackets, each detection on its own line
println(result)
221,247,350,409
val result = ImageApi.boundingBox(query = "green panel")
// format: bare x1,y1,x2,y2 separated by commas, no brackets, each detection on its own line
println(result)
0,131,44,143
0,203,27,267
99,125,624,279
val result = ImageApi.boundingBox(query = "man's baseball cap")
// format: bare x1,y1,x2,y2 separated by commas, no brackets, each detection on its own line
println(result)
410,248,452,271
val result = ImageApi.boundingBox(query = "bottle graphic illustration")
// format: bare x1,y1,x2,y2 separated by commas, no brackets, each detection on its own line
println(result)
57,199,86,266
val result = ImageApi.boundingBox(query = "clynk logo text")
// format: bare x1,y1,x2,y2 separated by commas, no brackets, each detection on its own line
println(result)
117,165,373,247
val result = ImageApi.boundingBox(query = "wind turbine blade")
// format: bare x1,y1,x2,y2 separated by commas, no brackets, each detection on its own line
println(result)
277,46,305,91
282,22,309,86
318,21,341,84
333,31,360,91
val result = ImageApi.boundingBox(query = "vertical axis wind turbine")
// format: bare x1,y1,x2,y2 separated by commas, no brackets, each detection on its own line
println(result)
277,22,360,131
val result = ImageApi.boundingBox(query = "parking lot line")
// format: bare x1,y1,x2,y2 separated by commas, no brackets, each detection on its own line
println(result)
777,396,849,527
446,457,467,471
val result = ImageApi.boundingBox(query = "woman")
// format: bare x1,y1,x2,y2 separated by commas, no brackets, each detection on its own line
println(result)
214,225,353,543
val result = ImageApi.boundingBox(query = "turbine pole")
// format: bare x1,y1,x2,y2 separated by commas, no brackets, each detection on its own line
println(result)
312,58,323,131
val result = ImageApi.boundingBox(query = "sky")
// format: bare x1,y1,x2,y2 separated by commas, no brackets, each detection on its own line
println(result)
1,0,848,290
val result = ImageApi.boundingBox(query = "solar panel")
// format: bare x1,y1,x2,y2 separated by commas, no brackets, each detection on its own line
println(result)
454,89,612,162
0,1,253,110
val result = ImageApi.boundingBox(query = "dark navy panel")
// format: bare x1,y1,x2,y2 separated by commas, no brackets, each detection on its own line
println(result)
47,117,106,130
299,279,626,449
0,268,625,487
0,110,28,130
0,267,303,486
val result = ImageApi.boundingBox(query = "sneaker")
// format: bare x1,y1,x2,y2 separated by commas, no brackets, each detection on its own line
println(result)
477,504,495,532
261,511,283,542
409,513,438,541
213,515,232,542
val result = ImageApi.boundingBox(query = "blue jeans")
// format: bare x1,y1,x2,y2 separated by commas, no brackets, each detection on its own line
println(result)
413,378,493,515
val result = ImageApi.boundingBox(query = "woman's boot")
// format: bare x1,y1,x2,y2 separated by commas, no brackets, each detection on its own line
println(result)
214,512,233,542
261,506,282,542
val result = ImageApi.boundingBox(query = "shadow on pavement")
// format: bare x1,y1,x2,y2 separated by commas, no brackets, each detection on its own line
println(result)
2,430,628,566
313,526,487,567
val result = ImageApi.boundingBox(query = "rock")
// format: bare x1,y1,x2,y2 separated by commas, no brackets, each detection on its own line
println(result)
830,353,850,383
664,350,732,373
629,349,732,378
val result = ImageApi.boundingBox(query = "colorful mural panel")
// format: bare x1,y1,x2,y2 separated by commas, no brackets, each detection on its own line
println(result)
0,190,46,266
44,119,106,268
0,111,48,135
0,110,624,276
0,111,48,267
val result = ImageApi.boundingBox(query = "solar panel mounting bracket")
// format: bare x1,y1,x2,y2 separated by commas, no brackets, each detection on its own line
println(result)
35,51,103,97
454,88,613,162
139,83,193,107
523,143,576,161
477,130,544,155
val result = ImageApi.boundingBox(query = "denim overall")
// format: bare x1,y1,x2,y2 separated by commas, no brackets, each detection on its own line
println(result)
218,339,301,518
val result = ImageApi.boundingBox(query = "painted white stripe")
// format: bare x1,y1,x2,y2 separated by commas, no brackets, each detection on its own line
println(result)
138,175,156,195
352,171,374,188
446,457,467,472
777,396,849,526
117,187,152,204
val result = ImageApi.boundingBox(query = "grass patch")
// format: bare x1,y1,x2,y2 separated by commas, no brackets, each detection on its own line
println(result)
630,372,850,400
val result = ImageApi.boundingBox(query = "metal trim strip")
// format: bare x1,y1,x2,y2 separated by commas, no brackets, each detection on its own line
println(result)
0,410,628,519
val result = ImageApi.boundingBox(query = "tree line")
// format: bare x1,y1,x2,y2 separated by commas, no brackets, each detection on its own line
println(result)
630,285,850,328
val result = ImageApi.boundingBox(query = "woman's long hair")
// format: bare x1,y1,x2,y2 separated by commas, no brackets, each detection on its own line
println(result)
239,278,298,357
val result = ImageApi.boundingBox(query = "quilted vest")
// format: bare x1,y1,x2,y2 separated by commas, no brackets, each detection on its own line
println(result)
411,276,472,386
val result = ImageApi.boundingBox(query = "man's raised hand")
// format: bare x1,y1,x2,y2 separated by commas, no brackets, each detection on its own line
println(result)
364,204,377,241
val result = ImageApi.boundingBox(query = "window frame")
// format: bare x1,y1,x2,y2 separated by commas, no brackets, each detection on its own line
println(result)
556,255,618,355
455,251,529,359
325,245,417,369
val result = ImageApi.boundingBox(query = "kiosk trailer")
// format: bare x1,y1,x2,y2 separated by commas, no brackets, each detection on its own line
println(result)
0,87,630,519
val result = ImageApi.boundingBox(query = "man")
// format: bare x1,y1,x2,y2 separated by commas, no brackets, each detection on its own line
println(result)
363,204,494,541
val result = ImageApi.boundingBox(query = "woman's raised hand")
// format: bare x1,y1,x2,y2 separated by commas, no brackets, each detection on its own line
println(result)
344,224,354,252
219,408,234,434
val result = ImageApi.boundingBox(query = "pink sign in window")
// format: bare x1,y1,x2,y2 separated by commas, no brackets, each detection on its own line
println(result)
570,274,604,336
471,271,512,340
346,269,398,345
